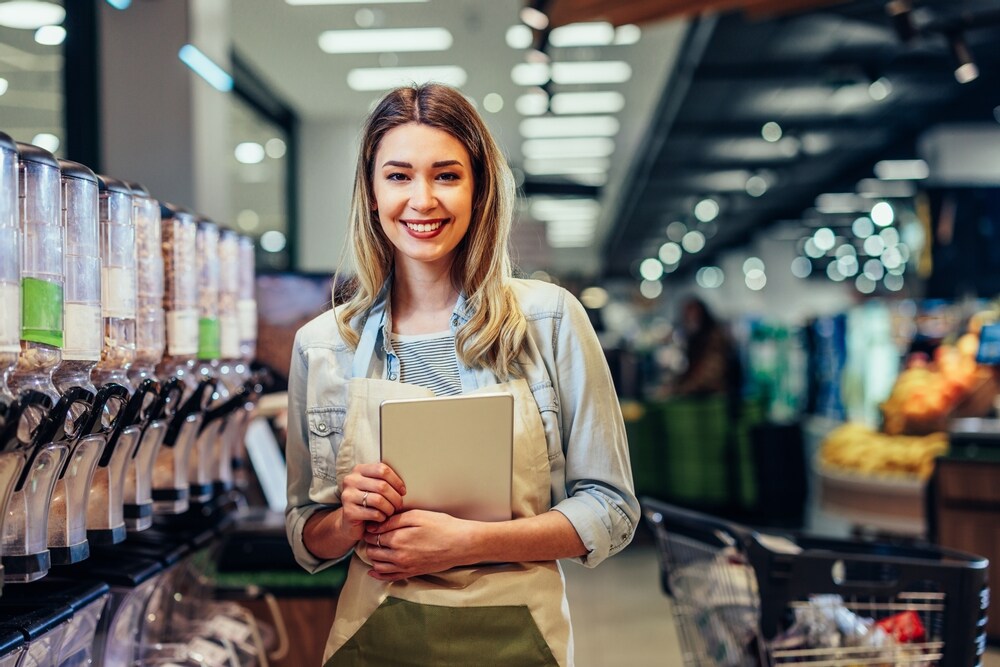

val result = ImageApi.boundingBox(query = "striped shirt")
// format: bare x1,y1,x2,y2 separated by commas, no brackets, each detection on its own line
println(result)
390,331,462,396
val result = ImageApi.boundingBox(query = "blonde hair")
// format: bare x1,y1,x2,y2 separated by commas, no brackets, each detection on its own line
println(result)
335,83,527,379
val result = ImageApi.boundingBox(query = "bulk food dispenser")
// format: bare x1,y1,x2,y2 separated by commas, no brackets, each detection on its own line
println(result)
120,183,169,532
152,205,206,514
0,133,19,404
46,160,107,566
187,219,221,504
91,175,136,394
9,143,63,403
51,160,101,396
209,228,247,496
0,132,20,590
237,234,257,380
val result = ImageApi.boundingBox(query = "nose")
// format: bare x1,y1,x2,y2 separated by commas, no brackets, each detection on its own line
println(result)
408,177,436,212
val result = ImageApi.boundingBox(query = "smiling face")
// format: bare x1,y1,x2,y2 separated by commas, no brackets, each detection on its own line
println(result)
372,122,475,273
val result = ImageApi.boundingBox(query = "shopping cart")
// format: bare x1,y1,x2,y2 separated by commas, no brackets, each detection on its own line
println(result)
642,497,990,667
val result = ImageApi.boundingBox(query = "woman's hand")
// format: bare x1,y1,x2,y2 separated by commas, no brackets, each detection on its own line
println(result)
362,510,476,581
339,462,406,542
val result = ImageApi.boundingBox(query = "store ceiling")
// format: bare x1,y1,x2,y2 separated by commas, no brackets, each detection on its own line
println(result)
232,0,1000,283
602,0,1000,280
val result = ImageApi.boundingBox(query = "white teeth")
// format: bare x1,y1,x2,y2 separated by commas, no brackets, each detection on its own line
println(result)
405,220,444,232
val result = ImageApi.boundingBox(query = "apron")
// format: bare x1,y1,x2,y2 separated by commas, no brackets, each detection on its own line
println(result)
322,375,574,666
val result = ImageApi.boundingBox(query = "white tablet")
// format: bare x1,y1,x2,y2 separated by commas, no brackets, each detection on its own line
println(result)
379,392,513,522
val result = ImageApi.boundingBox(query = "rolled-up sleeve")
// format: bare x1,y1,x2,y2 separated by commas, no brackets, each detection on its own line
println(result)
550,292,639,567
284,332,345,574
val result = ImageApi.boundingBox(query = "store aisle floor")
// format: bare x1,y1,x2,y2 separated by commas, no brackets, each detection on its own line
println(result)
563,539,1000,667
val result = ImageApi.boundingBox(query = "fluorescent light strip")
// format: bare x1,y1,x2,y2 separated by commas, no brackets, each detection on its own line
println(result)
522,137,615,160
523,159,610,177
288,0,427,4
874,159,929,180
347,66,466,91
815,192,867,214
552,61,631,85
516,92,549,116
506,25,533,49
511,63,550,86
178,44,233,92
0,1,65,30
531,198,600,220
319,28,452,54
550,91,624,115
549,22,614,48
520,115,619,139
614,24,641,45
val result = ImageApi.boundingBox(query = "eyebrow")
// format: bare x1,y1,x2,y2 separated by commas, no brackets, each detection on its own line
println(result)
381,160,464,169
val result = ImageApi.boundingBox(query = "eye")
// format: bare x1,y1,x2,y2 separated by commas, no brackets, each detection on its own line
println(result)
386,172,409,181
437,172,460,181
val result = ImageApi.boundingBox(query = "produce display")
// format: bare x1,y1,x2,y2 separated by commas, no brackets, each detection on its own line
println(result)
819,423,948,479
821,312,997,483
880,331,995,435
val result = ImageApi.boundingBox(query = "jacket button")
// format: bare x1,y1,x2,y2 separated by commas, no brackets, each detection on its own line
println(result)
317,423,328,432
389,373,397,380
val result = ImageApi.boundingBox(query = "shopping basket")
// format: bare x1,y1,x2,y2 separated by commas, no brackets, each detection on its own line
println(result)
641,497,990,667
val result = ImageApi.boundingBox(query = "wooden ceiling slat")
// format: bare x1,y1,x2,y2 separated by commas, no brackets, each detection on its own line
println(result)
741,0,848,19
545,0,848,29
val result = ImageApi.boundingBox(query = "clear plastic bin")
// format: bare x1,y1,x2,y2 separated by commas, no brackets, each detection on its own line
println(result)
53,159,101,396
0,133,20,402
92,176,137,393
0,602,72,667
237,234,257,370
128,182,165,386
158,204,198,394
195,220,220,361
10,142,64,403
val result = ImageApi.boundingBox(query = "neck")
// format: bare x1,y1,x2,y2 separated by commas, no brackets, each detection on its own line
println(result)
390,257,460,333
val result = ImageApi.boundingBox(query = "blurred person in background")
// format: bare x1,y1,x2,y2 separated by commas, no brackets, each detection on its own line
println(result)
676,297,743,409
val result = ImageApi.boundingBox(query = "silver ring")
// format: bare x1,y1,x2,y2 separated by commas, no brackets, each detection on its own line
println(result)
377,534,382,548
362,491,369,509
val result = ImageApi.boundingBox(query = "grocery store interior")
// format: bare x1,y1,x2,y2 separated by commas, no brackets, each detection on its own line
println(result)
2,0,1000,664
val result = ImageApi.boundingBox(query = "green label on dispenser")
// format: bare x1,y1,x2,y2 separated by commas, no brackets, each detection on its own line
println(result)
22,277,63,347
198,317,221,360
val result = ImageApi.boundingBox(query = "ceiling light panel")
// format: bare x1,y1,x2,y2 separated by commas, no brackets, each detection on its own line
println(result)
347,66,466,91
550,91,624,115
548,22,615,48
530,198,600,220
506,25,532,49
511,63,550,86
516,92,549,116
522,157,610,176
522,137,615,160
873,159,929,180
708,138,800,162
319,28,452,54
551,61,631,85
519,115,619,139
613,24,641,45
0,1,64,29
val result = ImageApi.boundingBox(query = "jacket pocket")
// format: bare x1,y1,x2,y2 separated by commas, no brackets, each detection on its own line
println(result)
307,405,347,482
530,382,562,468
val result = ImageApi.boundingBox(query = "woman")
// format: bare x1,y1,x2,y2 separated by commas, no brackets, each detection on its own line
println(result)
285,83,638,666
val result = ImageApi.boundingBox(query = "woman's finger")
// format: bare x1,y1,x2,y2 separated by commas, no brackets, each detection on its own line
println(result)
354,462,406,496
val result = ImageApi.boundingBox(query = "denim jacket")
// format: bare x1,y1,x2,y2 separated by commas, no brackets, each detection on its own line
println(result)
285,278,638,573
